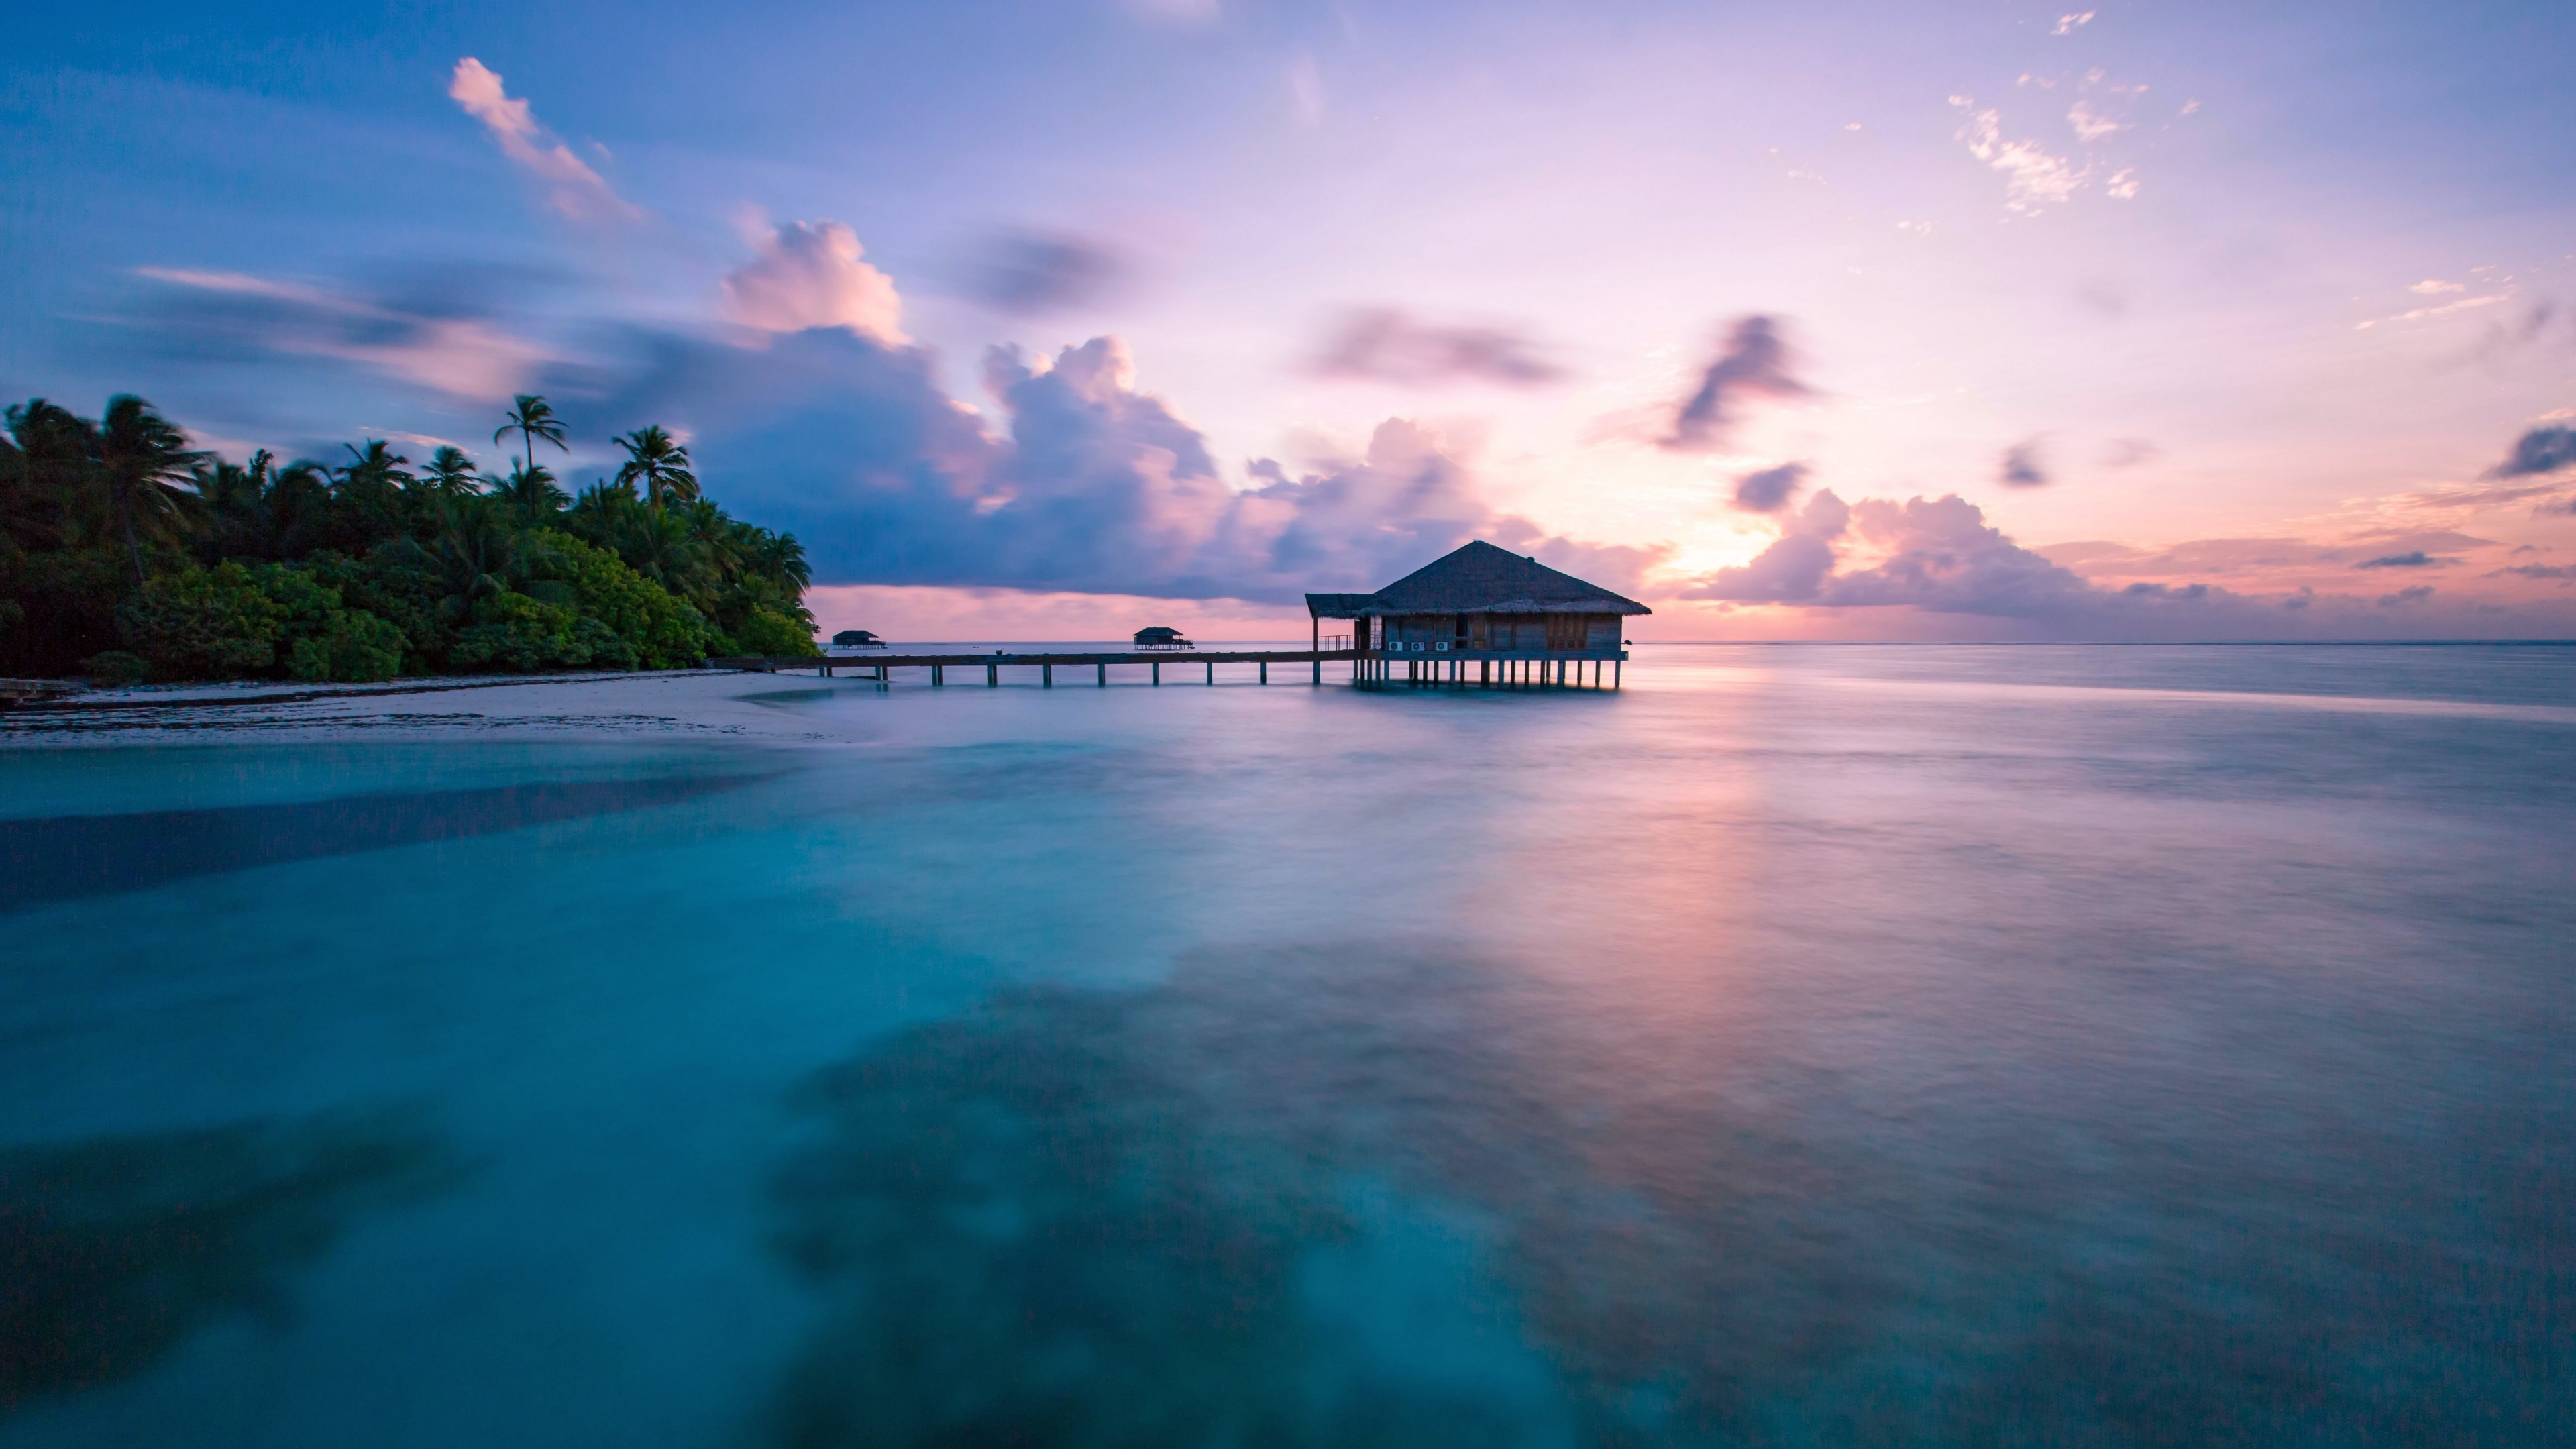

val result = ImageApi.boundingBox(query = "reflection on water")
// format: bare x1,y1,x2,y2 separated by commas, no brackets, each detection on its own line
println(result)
0,1111,458,1415
0,773,774,909
776,941,2574,1446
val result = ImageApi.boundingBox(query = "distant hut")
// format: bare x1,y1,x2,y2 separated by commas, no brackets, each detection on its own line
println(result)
1132,626,1193,650
830,629,885,649
1307,539,1649,688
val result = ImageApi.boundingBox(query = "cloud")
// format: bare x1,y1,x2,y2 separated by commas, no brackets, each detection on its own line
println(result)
1309,308,1562,386
122,266,550,399
2052,11,2095,34
1953,74,2141,211
1953,103,2080,213
1684,490,1848,602
1731,462,1808,513
1661,315,1811,451
961,229,1126,315
1999,438,2050,488
1682,491,2302,633
2496,565,2576,581
2410,279,2466,296
1676,492,2573,636
2486,425,2576,479
446,58,638,223
2353,292,2510,330
2354,551,2452,569
722,221,907,343
2102,437,2159,468
2066,101,2125,143
560,326,1651,602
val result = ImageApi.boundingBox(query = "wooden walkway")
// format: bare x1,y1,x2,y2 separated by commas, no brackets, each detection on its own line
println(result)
712,649,1357,687
710,647,1623,690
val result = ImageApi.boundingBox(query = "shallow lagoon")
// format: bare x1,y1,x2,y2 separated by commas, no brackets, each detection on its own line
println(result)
3,644,2572,1446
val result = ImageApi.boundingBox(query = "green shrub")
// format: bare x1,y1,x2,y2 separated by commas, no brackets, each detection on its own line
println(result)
527,530,711,668
730,604,816,657
285,607,405,682
114,559,408,682
115,561,290,678
448,588,588,672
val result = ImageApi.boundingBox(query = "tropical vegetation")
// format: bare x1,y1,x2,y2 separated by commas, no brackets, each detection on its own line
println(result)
0,393,817,682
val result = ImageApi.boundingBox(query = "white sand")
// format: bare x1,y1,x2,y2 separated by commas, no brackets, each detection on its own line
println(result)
0,669,888,748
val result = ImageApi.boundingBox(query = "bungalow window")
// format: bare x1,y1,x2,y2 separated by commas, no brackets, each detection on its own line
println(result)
1544,614,1587,651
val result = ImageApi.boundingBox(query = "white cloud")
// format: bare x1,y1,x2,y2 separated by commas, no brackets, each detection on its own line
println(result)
2067,100,2126,143
2105,168,2139,199
2052,11,2096,34
2354,294,2510,329
447,58,639,223
722,219,908,343
2410,279,2466,295
1956,105,2082,213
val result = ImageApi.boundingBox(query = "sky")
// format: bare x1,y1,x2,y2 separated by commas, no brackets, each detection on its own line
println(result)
5,0,2574,641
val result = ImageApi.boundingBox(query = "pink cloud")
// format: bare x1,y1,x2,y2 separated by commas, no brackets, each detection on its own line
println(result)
722,220,907,343
447,58,639,223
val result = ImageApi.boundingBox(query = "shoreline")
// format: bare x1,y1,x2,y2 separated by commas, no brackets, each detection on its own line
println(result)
0,669,882,749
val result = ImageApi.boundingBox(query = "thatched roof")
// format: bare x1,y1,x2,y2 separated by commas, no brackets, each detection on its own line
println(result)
1306,540,1652,618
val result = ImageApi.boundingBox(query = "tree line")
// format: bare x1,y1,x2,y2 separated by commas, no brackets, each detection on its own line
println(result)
0,393,818,682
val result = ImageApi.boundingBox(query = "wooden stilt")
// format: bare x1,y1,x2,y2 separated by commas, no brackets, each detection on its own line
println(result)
1615,659,1622,689
1260,661,1267,684
1097,663,1106,686
1042,663,1053,688
987,663,997,687
1206,660,1214,685
932,664,943,686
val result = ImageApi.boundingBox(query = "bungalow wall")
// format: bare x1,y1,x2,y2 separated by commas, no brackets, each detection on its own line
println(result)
1379,614,1623,652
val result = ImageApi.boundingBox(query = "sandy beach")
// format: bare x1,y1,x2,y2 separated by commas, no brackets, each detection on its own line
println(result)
0,669,883,748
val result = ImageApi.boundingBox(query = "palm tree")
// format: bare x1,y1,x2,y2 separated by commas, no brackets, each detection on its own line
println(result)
2,400,89,555
95,396,205,582
192,449,273,560
495,464,569,530
613,425,698,513
421,446,482,498
332,440,417,549
494,395,568,476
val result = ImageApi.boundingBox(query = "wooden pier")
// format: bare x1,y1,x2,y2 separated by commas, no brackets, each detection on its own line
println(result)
709,646,1621,690
712,649,1358,687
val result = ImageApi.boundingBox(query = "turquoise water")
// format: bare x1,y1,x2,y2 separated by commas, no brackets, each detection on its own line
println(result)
3,645,2572,1446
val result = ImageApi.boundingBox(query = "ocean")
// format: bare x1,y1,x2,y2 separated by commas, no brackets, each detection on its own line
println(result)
3,643,2571,1446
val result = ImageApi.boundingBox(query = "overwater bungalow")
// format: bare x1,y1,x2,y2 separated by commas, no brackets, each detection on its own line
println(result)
1132,626,1193,650
830,629,885,649
1306,539,1650,690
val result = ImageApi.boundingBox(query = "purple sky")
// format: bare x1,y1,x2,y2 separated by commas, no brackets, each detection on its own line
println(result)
5,0,2573,638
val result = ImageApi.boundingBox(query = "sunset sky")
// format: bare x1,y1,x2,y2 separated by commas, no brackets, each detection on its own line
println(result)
6,0,2573,639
